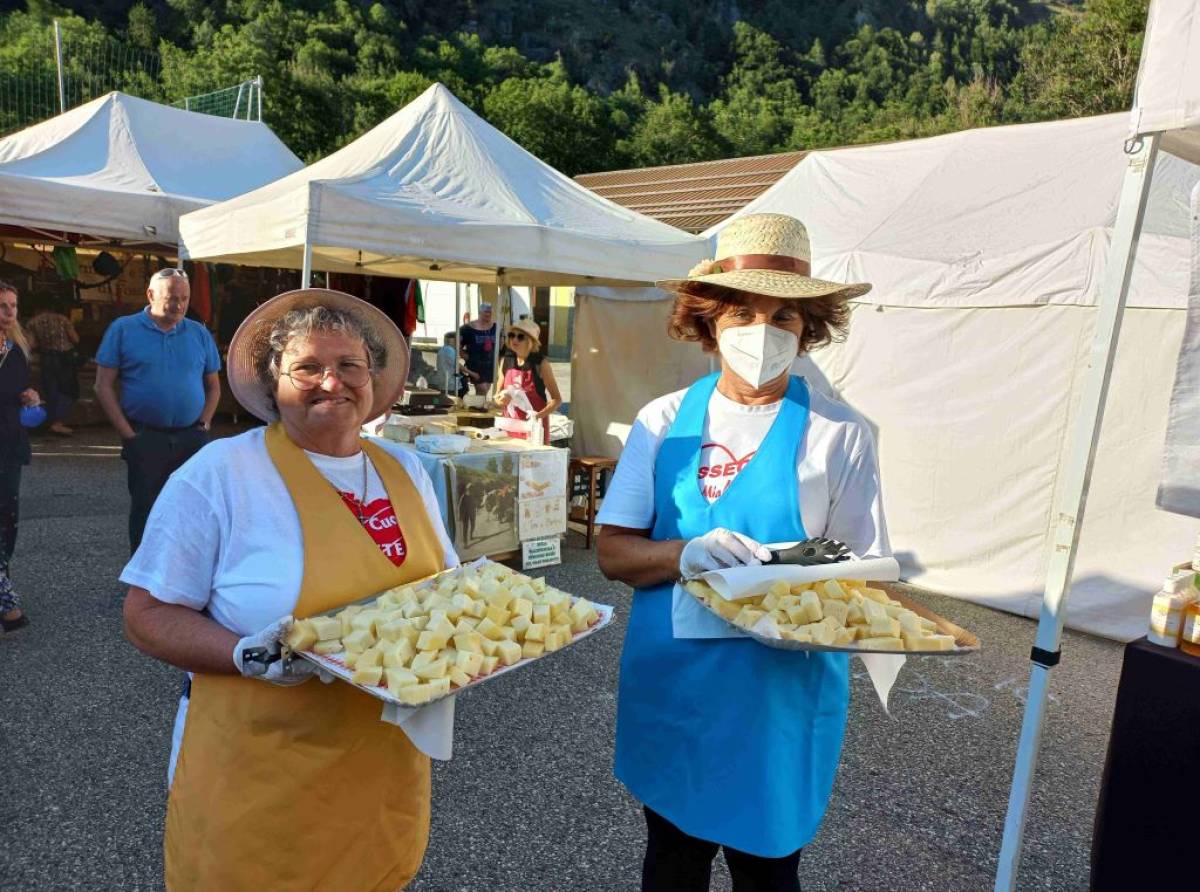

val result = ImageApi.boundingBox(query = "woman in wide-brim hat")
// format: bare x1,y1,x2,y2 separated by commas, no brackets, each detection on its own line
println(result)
597,213,891,891
121,288,458,891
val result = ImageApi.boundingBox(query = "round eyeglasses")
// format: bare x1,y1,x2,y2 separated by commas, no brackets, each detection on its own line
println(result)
282,360,372,390
506,331,527,342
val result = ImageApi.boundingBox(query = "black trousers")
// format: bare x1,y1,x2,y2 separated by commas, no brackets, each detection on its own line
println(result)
122,426,208,554
642,807,803,892
39,350,78,424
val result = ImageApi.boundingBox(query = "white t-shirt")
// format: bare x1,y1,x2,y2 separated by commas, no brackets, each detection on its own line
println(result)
595,380,890,558
120,428,459,781
120,428,458,637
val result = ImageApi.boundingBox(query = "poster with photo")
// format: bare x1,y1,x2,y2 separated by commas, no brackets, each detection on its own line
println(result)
446,452,519,560
519,494,567,541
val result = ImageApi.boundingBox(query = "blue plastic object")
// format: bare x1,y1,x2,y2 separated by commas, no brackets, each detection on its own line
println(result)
19,404,46,428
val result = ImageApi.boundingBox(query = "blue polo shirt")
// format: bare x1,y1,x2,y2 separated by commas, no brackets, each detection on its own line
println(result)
96,308,221,428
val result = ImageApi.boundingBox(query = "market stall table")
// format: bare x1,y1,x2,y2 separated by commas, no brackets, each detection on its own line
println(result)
1090,638,1200,888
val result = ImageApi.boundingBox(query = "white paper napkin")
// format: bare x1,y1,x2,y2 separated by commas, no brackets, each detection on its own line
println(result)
380,694,456,760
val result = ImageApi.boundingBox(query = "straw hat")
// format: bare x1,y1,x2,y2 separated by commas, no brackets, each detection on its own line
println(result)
658,213,871,300
508,318,541,344
227,288,409,424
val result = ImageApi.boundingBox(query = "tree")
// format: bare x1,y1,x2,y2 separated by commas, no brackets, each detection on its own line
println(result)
620,84,724,168
708,22,806,156
1007,0,1149,120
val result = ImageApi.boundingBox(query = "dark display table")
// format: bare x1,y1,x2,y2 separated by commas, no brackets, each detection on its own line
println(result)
1091,638,1200,889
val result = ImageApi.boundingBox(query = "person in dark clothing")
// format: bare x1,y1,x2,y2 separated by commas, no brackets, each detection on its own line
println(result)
0,280,39,632
26,299,80,435
458,302,497,395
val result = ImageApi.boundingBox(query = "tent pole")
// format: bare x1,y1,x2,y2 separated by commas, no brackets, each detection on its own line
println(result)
301,240,313,288
993,132,1161,892
454,282,462,394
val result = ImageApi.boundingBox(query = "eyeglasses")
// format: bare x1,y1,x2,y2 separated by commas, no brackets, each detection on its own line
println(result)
282,359,372,390
506,332,527,342
151,268,189,281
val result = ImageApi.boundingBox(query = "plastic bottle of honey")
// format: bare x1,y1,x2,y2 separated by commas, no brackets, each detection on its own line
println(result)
1149,572,1198,649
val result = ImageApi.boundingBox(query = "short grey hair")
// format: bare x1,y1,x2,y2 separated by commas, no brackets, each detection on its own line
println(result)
253,305,388,406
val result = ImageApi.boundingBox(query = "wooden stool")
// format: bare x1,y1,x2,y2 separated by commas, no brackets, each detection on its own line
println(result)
568,456,618,549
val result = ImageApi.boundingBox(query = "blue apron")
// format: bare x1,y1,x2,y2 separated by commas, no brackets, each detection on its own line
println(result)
614,373,850,857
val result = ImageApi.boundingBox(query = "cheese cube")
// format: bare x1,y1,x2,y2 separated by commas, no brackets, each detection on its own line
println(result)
510,615,532,638
846,602,866,625
522,640,545,659
856,636,904,651
355,646,384,668
400,601,424,619
343,629,375,654
284,619,318,651
531,577,547,593
713,597,741,622
453,632,483,655
532,604,551,626
833,627,857,646
496,640,523,666
821,579,849,601
525,623,546,642
907,634,956,652
350,611,381,632
342,651,360,669
509,583,536,602
384,667,419,693
479,637,499,657
800,622,835,646
429,677,452,697
377,618,410,643
309,616,342,641
454,617,478,635
448,667,472,688
351,664,383,686
781,629,813,643
798,590,823,624
484,604,510,627
480,654,500,675
417,630,449,652
450,593,474,615
412,656,448,680
409,615,429,631
820,599,850,626
861,587,891,605
788,583,811,595
394,682,435,705
381,639,415,668
454,650,484,676
568,599,595,631
511,597,534,620
312,639,344,655
733,606,765,629
767,580,791,599
485,589,513,611
475,618,506,641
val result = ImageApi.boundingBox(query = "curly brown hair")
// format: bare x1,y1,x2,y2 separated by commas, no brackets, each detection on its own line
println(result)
667,282,852,353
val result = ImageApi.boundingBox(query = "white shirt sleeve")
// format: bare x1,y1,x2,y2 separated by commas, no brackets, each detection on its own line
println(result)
120,476,222,610
595,418,659,530
824,424,891,559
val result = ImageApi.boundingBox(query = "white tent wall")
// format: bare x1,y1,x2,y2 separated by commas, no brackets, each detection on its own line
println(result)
810,303,1192,641
414,280,530,342
577,112,1198,642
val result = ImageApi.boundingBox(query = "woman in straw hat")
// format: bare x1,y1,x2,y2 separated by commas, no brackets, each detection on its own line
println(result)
597,213,890,890
494,316,562,443
121,289,457,891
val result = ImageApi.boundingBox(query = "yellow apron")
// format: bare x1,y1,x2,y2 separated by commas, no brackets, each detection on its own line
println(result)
165,423,445,891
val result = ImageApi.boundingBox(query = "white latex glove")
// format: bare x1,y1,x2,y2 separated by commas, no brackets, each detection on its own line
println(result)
233,615,331,686
679,527,773,579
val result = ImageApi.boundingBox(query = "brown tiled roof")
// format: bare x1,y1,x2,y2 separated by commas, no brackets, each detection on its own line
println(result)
576,152,807,233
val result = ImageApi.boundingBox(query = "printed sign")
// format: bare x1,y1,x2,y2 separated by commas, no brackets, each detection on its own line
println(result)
522,536,562,570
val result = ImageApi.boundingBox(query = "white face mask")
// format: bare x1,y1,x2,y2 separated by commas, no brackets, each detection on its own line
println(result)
718,323,799,388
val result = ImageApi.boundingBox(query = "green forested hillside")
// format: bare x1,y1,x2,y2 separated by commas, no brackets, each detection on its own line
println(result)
0,0,1149,175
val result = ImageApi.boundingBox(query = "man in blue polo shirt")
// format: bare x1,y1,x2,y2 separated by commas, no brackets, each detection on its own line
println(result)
95,268,221,552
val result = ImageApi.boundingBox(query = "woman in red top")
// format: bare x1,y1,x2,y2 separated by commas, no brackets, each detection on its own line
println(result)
494,318,561,443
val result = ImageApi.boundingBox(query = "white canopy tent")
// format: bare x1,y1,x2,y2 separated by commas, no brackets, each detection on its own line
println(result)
0,91,302,248
574,111,1197,640
997,2,1200,888
177,83,707,288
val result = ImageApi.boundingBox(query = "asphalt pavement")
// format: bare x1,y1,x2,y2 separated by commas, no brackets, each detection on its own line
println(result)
1,425,1123,891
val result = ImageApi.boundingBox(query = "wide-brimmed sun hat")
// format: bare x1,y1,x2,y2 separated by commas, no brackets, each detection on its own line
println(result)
658,213,872,301
507,318,541,344
227,288,409,423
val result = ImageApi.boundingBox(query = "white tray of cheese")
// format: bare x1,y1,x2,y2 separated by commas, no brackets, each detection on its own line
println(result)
287,560,613,707
682,576,980,656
